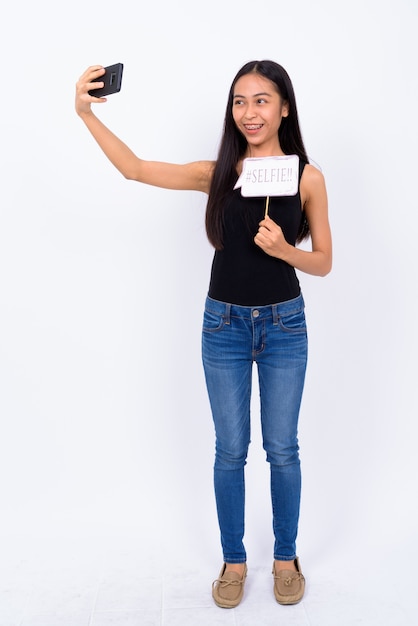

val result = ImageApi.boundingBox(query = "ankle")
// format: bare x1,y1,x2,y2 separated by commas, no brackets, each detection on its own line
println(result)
225,562,246,576
274,559,297,572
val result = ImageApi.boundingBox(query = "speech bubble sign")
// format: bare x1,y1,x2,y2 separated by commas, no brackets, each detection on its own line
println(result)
234,155,299,197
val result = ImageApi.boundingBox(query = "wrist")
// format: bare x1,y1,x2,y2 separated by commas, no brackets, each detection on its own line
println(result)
77,107,94,120
280,242,295,265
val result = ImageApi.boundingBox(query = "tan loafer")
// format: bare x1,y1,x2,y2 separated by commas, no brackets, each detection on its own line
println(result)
212,563,247,608
273,557,305,604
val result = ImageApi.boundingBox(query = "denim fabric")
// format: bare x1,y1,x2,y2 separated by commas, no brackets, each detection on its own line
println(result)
202,294,307,563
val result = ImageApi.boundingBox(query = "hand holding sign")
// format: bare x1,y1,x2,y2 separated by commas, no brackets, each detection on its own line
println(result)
254,215,290,260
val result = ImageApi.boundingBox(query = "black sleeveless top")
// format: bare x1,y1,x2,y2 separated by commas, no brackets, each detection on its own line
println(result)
208,160,306,306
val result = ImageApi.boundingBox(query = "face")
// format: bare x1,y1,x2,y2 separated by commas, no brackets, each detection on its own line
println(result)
232,73,289,156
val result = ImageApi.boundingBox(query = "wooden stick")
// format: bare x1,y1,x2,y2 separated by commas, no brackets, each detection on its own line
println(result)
264,196,270,218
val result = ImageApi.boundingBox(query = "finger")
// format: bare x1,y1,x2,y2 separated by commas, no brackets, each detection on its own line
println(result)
259,216,273,229
89,95,107,103
79,65,105,81
254,237,269,252
254,232,268,245
87,80,105,94
88,64,105,72
76,77,106,101
258,223,272,235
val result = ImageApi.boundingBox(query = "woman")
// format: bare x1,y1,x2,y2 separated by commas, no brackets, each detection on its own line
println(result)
75,60,332,608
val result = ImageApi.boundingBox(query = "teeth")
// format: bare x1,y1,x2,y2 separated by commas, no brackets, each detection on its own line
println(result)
246,124,262,130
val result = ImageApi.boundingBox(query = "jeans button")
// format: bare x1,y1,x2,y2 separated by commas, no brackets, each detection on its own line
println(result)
252,309,260,318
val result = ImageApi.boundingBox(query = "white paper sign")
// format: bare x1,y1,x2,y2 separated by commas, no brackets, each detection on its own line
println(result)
234,155,299,197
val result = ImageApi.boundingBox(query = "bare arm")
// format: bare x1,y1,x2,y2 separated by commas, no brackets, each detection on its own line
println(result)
254,164,332,276
75,65,214,194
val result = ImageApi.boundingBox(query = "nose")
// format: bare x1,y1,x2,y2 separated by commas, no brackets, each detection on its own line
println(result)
243,104,257,120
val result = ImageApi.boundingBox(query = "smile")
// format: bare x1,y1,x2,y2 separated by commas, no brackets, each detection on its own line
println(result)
244,124,263,130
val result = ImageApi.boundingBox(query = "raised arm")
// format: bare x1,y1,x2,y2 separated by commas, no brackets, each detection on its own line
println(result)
75,65,214,194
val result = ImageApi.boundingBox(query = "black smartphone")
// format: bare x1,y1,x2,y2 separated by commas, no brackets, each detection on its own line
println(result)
89,63,123,97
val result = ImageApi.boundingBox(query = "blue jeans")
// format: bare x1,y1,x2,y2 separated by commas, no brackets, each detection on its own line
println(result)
202,294,307,563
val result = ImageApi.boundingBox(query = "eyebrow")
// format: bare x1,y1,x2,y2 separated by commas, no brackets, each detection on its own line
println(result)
233,92,272,98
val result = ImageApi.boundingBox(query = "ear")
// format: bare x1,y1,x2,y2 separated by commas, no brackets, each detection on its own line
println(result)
281,100,289,118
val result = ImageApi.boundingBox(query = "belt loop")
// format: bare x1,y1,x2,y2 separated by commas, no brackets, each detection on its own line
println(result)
224,303,231,325
272,304,279,325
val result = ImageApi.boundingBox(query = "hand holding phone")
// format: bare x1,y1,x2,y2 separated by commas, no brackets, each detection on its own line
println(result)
88,63,123,97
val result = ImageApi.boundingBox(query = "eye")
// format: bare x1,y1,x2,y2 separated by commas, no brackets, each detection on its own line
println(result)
233,99,244,106
257,98,267,104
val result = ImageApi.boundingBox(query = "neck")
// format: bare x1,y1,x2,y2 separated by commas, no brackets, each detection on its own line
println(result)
245,141,284,159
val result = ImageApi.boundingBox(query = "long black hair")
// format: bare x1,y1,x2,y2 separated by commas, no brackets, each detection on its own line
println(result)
206,60,310,249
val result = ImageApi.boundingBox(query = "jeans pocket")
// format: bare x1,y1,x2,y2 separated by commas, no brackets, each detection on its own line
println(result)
203,308,226,333
278,307,307,333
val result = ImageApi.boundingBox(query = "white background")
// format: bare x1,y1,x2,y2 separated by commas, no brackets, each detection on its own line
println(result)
1,0,417,619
